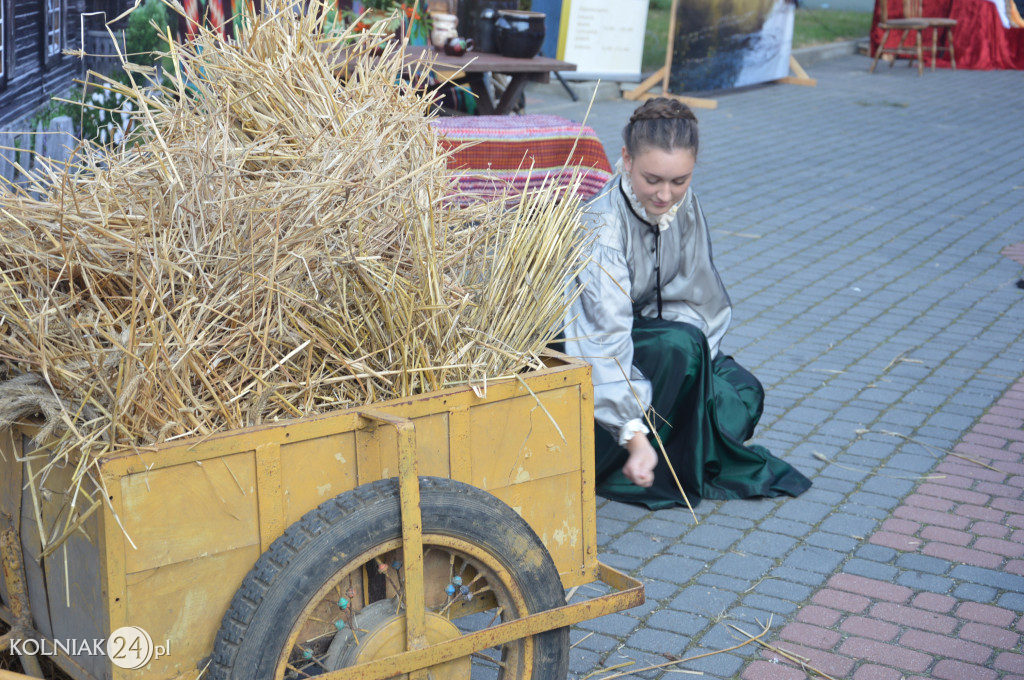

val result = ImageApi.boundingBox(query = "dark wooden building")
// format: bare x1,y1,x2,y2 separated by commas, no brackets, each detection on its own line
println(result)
0,0,130,129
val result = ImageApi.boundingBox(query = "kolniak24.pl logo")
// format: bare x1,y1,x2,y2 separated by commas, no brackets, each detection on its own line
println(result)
10,627,169,670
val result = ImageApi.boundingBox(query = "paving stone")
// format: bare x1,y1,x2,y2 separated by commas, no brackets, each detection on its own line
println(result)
575,611,639,637
623,626,691,655
570,630,621,654
697,572,751,593
607,532,674,561
774,499,834,524
676,648,746,677
843,558,898,582
953,583,999,604
998,592,1024,613
711,552,774,580
769,565,829,588
639,555,704,585
598,552,644,572
805,531,860,552
669,585,741,619
931,659,999,680
735,530,798,558
950,565,1024,593
855,544,898,563
742,593,800,616
757,517,814,538
569,647,604,677
896,552,953,575
896,571,956,595
783,545,846,574
645,609,711,636
633,517,689,538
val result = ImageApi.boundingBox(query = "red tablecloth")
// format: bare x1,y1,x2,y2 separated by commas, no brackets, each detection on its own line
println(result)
871,0,1024,69
430,115,613,206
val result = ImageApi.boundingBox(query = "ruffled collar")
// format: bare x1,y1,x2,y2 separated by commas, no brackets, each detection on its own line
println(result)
615,158,687,232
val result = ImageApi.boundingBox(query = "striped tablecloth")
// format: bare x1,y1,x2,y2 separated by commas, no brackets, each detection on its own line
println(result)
430,115,613,205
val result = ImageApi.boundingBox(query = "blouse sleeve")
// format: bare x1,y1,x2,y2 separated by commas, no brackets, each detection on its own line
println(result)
564,218,652,445
655,193,732,358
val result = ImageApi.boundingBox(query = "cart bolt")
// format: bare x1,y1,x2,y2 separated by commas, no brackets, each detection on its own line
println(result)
445,584,456,596
334,619,346,630
338,597,349,610
378,563,389,573
392,560,402,571
452,576,463,586
346,587,357,598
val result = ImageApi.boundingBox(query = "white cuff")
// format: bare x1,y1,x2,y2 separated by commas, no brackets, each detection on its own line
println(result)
617,418,650,447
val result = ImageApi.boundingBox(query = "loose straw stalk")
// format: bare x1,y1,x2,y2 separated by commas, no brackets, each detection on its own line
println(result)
0,0,593,555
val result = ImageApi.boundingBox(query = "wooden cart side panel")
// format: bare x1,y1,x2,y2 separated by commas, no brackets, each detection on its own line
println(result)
36,462,108,680
94,359,597,679
467,384,581,492
97,359,586,479
485,471,590,588
18,437,54,639
120,452,260,575
0,427,22,610
578,369,599,580
121,544,261,680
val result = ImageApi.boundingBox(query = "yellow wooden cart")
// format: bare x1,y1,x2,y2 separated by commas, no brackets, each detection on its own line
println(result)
0,354,643,680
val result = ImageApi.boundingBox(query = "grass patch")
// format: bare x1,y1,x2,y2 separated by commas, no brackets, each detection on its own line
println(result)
793,8,872,47
641,3,871,73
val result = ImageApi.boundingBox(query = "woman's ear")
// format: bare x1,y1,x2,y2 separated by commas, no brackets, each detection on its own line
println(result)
621,146,632,172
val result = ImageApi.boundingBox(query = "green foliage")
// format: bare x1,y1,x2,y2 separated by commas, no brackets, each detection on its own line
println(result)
30,71,137,147
792,8,871,47
125,0,173,68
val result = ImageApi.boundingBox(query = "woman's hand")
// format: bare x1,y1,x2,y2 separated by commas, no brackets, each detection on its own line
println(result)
623,433,658,487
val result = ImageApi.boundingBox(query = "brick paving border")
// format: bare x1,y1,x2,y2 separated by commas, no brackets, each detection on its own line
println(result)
742,248,1024,679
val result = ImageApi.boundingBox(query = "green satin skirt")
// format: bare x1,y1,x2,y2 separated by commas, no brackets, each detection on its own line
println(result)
594,317,812,509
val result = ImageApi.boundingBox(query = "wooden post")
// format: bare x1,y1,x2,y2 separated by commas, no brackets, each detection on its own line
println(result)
621,0,719,109
778,55,817,86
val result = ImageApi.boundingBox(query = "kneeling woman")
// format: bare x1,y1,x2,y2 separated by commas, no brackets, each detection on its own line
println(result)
564,98,811,509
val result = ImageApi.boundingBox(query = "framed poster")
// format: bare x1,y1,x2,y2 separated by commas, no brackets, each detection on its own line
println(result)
557,0,649,81
668,0,795,93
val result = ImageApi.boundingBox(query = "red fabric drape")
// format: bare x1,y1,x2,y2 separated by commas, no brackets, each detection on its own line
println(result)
870,0,1024,69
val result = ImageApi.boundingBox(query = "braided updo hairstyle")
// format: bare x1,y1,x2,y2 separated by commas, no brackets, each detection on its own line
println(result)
622,97,699,160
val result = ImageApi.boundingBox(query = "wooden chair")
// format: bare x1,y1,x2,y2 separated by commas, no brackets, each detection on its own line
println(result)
871,0,957,75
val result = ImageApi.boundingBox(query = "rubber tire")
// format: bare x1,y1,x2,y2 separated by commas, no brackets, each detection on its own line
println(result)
207,476,570,680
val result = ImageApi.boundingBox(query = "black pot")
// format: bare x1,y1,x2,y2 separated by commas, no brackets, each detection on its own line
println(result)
494,10,546,59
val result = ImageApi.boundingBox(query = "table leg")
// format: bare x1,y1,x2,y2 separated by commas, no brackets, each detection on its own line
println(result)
494,75,528,116
464,73,496,115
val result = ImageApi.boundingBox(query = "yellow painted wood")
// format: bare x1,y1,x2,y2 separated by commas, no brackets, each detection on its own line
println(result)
255,442,285,554
124,544,262,680
5,356,604,680
447,405,472,485
360,411,428,653
468,385,582,491
120,451,259,574
280,429,358,527
487,472,590,587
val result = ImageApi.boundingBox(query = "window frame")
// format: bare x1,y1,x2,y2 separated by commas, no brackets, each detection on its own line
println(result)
43,0,66,68
0,0,9,89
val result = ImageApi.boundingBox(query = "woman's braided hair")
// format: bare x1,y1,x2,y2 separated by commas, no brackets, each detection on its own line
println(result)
622,97,699,159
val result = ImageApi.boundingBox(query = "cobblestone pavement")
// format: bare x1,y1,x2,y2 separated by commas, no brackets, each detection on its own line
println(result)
526,55,1024,678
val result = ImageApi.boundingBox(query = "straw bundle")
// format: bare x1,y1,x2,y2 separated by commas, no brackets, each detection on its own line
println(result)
0,0,590,518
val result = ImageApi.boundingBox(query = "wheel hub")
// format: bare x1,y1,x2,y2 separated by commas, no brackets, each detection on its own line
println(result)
324,599,471,678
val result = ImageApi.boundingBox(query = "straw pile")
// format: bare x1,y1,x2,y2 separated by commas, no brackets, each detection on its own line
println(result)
0,0,589,504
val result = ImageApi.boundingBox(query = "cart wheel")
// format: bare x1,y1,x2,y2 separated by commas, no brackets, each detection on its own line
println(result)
208,477,569,680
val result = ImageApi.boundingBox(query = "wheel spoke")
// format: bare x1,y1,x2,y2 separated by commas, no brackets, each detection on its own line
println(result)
471,651,507,668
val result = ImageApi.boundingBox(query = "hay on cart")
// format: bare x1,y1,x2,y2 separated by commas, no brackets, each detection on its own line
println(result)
0,0,590,552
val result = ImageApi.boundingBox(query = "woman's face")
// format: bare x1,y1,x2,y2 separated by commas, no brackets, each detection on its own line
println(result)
622,145,696,218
